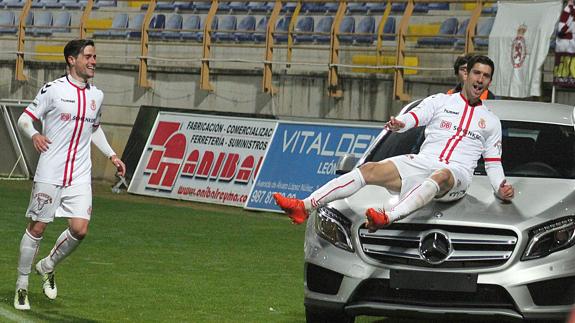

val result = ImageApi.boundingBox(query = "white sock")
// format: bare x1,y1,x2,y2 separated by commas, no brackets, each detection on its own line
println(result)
304,168,366,210
16,229,42,290
41,229,81,273
388,178,440,222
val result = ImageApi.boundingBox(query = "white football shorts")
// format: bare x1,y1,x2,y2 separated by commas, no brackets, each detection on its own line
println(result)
26,182,92,223
386,154,472,202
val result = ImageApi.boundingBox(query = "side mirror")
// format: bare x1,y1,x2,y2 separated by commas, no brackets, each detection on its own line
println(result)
336,153,359,175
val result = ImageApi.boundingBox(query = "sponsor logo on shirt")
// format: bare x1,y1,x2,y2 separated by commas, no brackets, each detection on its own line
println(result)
443,109,459,115
72,115,97,123
60,113,71,121
440,120,452,129
61,98,76,103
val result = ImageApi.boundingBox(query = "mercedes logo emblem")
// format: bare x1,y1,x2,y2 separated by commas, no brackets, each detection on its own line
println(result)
419,230,453,265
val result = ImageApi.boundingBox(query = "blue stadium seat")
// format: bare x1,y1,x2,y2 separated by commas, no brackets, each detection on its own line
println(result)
93,12,127,37
192,16,218,42
154,13,182,39
428,3,450,10
313,16,334,43
0,11,17,34
417,17,458,46
235,15,256,42
93,0,116,8
281,2,297,13
347,2,366,13
323,3,339,13
382,16,396,41
354,16,375,44
364,2,386,13
27,11,53,37
32,0,60,8
292,16,314,43
52,11,71,33
252,16,269,42
60,0,81,9
413,3,428,13
127,13,147,39
153,1,174,11
146,14,165,38
247,1,273,13
228,1,248,12
454,18,470,48
175,14,200,40
14,11,33,27
338,16,356,43
3,0,24,8
475,17,494,47
217,2,232,12
391,3,406,12
301,2,323,13
194,1,213,11
273,16,291,42
212,15,236,41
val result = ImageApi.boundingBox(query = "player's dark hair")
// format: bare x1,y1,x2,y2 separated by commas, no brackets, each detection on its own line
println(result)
453,53,474,75
466,55,495,77
63,39,95,67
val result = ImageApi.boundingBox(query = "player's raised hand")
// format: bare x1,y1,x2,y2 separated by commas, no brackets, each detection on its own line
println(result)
385,116,405,132
110,155,126,177
31,134,51,153
497,179,514,202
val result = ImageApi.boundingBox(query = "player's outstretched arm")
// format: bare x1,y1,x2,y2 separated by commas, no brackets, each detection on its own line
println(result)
497,179,514,202
385,116,405,132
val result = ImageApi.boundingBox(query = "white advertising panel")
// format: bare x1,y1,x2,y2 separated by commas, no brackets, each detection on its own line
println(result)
128,112,277,207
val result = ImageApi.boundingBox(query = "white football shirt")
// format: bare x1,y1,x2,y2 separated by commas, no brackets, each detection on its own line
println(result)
396,92,505,190
24,75,104,186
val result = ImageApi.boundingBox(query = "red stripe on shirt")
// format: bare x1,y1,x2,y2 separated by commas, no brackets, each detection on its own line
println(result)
484,158,501,162
62,88,82,186
444,106,475,163
68,89,87,186
408,111,419,127
24,109,39,121
439,103,469,163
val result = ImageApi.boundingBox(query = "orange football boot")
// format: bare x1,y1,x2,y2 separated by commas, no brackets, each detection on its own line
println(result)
365,208,390,232
273,193,309,224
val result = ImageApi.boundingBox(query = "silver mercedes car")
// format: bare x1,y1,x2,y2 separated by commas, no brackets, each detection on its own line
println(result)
304,100,575,323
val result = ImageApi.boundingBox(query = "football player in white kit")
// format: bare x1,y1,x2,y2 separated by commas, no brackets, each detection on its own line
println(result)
274,55,514,231
13,39,126,310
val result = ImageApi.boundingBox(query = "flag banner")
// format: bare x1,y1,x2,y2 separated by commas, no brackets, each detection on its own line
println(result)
128,112,277,207
488,1,562,97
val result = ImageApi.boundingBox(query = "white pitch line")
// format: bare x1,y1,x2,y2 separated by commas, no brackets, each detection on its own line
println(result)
0,304,36,323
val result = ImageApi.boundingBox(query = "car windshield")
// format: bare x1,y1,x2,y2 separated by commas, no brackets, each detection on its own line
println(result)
364,121,575,179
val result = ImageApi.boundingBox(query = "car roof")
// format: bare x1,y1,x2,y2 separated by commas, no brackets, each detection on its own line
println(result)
485,100,575,126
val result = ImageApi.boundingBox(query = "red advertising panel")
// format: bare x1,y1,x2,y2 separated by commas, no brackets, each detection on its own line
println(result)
128,112,277,207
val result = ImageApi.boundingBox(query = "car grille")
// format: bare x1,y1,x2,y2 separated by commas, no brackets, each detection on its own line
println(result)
359,223,518,269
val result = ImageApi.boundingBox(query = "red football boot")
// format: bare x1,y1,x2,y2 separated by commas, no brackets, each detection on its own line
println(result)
273,193,309,224
365,208,390,232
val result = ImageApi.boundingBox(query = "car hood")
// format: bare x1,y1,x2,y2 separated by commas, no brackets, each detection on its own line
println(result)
331,176,575,231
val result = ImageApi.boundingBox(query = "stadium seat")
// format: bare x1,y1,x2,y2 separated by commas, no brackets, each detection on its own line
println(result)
292,16,314,43
301,2,324,13
190,16,218,42
428,3,450,10
153,0,173,11
247,1,273,13
252,16,269,42
3,0,23,8
175,14,200,40
127,13,147,39
0,11,17,34
60,0,81,9
273,15,291,42
194,1,213,11
93,12,127,37
281,2,297,13
364,2,386,13
454,18,471,48
474,17,494,48
417,17,458,46
413,3,428,13
354,16,375,44
32,0,60,9
52,11,71,33
93,0,116,8
347,2,366,13
27,11,53,37
146,14,165,38
482,3,498,14
234,15,256,42
212,15,236,41
313,16,334,43
391,3,407,12
154,13,182,39
382,16,396,41
14,11,33,27
338,16,356,44
228,1,248,12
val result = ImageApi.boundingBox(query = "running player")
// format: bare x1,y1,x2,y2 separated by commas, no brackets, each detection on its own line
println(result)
274,55,514,231
13,39,126,310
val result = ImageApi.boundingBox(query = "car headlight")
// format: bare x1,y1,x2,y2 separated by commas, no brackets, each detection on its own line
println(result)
315,207,354,252
522,216,575,261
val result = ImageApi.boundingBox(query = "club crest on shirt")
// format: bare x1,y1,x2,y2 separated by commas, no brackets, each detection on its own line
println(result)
90,100,96,111
34,192,52,211
440,120,452,129
60,113,71,121
478,118,486,129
